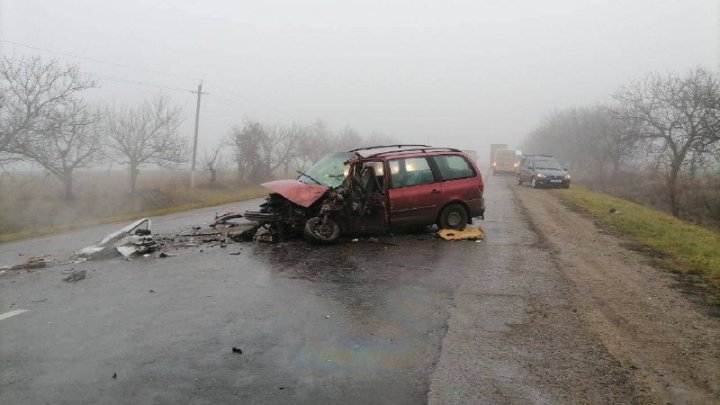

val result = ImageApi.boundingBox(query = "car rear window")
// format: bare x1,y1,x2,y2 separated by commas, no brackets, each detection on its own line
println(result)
389,157,434,188
432,155,475,181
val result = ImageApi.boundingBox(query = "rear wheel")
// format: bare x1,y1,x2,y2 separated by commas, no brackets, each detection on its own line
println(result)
438,203,468,230
303,217,341,244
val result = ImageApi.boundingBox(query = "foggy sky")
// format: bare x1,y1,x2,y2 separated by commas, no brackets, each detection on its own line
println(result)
1,0,718,161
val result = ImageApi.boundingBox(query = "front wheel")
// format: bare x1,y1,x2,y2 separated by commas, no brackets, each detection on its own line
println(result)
303,217,341,244
438,203,468,230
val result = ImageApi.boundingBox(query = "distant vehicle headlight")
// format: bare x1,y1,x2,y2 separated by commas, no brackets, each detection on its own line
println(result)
536,173,546,178
564,174,571,179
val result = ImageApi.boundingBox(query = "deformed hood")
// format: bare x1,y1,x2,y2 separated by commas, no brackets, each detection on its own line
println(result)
261,179,328,208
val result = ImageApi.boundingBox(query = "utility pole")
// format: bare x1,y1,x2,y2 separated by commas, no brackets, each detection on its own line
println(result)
190,81,205,188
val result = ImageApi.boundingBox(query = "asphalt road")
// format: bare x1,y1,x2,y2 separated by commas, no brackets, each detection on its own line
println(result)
1,175,636,404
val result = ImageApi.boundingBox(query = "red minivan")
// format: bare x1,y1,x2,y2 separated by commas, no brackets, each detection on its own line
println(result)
244,145,485,243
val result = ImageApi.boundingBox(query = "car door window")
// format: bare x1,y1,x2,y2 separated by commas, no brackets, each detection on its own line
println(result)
432,155,475,181
389,157,434,188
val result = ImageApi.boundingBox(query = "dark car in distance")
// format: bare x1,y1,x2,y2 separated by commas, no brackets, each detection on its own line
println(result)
517,155,571,189
244,145,485,243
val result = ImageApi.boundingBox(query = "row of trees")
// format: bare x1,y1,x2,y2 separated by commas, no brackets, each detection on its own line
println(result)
0,56,187,199
523,67,720,217
1,55,390,199
224,119,395,183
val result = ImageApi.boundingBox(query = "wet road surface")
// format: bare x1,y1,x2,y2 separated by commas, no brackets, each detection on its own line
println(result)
1,176,635,404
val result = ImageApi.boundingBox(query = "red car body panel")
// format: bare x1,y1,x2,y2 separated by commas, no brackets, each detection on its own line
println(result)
380,151,484,227
261,179,328,208
387,182,444,228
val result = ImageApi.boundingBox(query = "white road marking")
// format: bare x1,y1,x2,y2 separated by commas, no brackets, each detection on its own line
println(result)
0,309,29,321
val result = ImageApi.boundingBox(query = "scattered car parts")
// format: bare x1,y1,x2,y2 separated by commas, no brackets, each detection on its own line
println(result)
77,218,157,260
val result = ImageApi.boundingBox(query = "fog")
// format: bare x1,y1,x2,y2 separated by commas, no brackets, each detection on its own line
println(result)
1,0,718,161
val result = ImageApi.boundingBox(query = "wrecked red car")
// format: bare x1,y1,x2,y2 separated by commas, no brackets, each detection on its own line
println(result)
244,145,485,243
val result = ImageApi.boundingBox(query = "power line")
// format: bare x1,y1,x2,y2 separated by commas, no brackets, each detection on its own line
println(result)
0,39,201,81
208,93,286,122
94,74,195,93
0,39,300,122
205,81,296,121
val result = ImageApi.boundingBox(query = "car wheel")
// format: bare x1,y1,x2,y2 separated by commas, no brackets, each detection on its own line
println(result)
303,217,341,244
563,184,570,189
438,203,468,230
531,178,538,189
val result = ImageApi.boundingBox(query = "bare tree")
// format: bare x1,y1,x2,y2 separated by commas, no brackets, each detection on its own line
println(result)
615,68,720,216
201,145,225,184
273,123,306,177
16,99,103,200
0,56,95,162
334,127,363,151
104,95,187,194
298,119,334,166
225,120,271,183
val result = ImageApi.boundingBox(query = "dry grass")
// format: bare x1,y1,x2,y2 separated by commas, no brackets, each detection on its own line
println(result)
0,169,266,243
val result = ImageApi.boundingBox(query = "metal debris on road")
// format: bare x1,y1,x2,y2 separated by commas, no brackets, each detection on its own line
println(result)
62,270,86,283
5,256,48,271
210,212,245,228
77,218,157,260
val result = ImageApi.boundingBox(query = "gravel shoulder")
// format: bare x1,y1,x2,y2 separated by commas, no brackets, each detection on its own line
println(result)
513,179,720,404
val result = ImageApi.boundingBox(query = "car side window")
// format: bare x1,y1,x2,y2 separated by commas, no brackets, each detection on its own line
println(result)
432,155,475,181
389,157,434,188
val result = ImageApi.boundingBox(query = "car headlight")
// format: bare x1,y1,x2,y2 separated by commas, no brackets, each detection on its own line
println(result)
564,174,571,179
536,173,546,178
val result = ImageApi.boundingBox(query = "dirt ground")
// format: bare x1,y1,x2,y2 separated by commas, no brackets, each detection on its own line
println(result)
513,180,720,404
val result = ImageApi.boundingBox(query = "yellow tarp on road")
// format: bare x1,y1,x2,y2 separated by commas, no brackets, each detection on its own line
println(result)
437,227,485,241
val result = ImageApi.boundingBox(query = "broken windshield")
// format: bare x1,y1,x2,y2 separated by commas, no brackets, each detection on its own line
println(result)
298,152,354,187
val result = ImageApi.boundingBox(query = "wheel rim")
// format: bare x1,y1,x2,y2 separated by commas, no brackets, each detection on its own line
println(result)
312,220,334,239
447,211,462,227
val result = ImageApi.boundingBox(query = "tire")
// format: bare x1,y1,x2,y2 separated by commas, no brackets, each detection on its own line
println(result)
303,217,341,244
438,203,468,230
531,178,538,189
563,184,570,189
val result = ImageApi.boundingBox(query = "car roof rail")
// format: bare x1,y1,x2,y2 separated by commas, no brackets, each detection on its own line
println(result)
524,154,554,158
366,147,461,158
349,144,430,152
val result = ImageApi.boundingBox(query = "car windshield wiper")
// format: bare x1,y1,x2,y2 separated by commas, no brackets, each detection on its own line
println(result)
297,170,323,186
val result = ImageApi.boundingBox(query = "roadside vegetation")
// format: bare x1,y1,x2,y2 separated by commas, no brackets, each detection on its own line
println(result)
556,186,720,292
0,169,265,243
522,67,720,228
